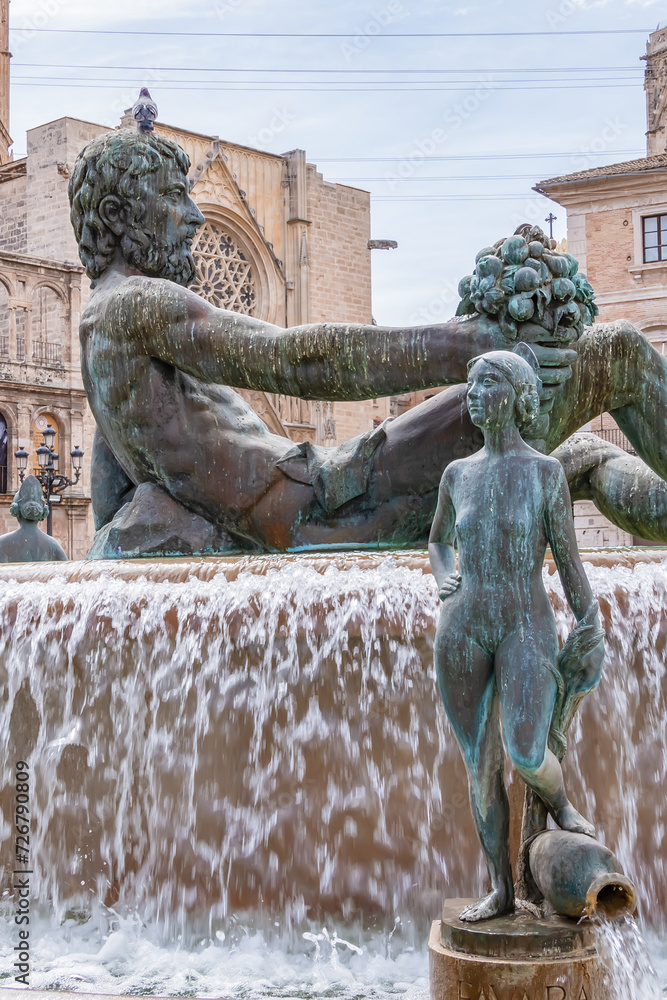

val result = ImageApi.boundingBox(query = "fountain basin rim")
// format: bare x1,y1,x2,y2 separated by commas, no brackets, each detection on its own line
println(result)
0,547,664,587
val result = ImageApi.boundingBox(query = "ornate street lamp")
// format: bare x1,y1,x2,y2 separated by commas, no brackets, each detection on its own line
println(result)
14,447,29,477
42,424,56,450
15,425,84,536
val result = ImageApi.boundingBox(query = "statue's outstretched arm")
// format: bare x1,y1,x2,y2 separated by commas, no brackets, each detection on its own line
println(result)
126,278,521,400
544,462,596,622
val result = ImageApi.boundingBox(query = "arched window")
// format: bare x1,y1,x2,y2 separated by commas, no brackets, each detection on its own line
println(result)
0,410,7,494
0,282,9,358
33,286,64,365
190,221,256,314
32,413,59,474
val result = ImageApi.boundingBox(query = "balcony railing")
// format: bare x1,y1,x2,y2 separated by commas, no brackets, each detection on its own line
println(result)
593,427,636,455
32,341,63,365
0,338,64,364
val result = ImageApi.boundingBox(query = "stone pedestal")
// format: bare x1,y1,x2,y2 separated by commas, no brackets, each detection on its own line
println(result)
429,899,610,999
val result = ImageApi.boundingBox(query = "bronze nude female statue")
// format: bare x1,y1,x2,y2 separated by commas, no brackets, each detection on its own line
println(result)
428,347,605,923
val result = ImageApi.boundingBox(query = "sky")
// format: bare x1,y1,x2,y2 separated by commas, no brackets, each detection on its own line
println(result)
6,0,665,325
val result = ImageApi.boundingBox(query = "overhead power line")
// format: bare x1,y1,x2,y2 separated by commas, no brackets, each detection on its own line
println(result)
10,81,638,92
331,174,584,182
9,27,653,37
15,62,642,74
372,194,551,201
13,73,639,86
315,151,644,161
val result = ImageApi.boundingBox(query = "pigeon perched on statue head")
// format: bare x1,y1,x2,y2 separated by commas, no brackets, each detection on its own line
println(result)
132,88,158,132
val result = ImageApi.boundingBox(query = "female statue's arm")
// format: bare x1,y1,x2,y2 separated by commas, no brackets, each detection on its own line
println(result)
545,461,597,622
429,470,461,599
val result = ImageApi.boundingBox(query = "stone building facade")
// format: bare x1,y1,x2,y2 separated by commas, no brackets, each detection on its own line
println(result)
0,113,99,558
533,27,667,546
0,1,384,555
380,31,667,549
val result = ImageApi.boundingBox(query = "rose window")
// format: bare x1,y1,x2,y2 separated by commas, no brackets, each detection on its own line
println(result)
190,221,256,314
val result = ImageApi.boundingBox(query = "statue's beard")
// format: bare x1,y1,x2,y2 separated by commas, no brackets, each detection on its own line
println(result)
121,232,197,286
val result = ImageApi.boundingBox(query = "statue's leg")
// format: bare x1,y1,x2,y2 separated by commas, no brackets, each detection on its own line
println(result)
496,629,595,838
90,427,135,531
434,620,513,921
554,432,667,543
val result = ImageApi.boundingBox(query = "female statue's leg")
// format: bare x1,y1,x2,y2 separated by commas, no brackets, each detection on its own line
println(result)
435,628,514,921
496,630,595,838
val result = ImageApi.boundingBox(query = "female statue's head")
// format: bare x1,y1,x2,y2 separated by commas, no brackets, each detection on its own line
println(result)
9,476,49,523
466,346,541,435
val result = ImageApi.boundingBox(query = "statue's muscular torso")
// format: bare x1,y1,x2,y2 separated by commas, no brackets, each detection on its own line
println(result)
80,274,297,538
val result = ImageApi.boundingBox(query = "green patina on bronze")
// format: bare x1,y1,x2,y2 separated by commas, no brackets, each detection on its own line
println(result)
0,477,68,563
66,128,667,556
428,349,608,923
456,223,598,342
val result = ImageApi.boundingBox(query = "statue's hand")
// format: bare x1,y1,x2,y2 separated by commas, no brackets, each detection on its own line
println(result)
461,315,578,419
439,571,461,601
511,322,579,415
577,635,605,695
558,604,605,695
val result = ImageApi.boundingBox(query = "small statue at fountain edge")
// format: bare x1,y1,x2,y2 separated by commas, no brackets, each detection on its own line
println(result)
0,477,68,563
428,345,605,922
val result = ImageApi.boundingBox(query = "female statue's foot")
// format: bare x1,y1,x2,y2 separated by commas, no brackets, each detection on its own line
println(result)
459,885,514,923
554,802,596,838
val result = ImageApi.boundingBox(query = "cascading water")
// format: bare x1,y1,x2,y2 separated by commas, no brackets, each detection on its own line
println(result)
593,917,662,1000
0,552,666,997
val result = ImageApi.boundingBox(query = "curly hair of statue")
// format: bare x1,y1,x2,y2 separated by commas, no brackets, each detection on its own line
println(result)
67,128,191,282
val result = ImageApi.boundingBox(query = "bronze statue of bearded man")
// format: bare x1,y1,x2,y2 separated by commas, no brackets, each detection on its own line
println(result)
68,127,667,556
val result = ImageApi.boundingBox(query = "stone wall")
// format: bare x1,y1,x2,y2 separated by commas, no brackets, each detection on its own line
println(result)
305,166,383,441
559,180,667,348
0,168,27,252
25,118,106,263
307,167,372,325
585,208,635,303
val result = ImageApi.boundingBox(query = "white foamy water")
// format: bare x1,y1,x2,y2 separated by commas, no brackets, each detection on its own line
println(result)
0,913,666,998
594,917,664,999
0,912,431,999
0,554,665,995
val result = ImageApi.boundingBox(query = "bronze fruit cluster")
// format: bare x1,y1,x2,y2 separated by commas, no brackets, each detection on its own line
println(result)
457,225,598,341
